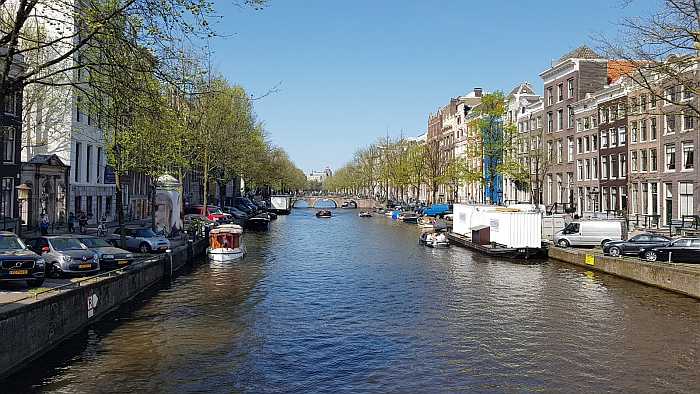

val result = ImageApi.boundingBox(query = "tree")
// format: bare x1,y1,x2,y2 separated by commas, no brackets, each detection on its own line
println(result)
599,0,700,116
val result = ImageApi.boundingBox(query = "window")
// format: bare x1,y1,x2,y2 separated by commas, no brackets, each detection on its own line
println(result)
592,135,597,151
610,128,618,146
584,136,590,152
577,160,584,180
584,116,591,130
665,86,676,103
682,86,695,100
592,116,598,128
620,154,627,178
557,83,563,101
651,117,657,140
97,147,103,183
611,154,619,178
3,92,18,115
631,121,638,143
611,187,618,211
640,94,647,111
631,151,638,172
86,145,92,183
557,140,563,163
640,119,647,141
601,130,608,148
557,109,563,130
1,127,14,163
577,138,583,154
641,149,648,172
576,119,582,132
618,127,626,145
106,196,112,215
650,95,657,108
665,144,676,171
74,142,81,182
585,159,591,180
679,182,694,217
537,116,542,128
682,143,694,170
567,78,574,98
617,103,625,118
547,141,553,161
567,137,574,162
650,148,657,171
76,96,82,122
683,112,694,131
601,156,609,179
665,114,676,134
592,157,598,179
599,108,608,124
547,112,553,132
567,106,574,128
1,178,13,218
547,87,553,105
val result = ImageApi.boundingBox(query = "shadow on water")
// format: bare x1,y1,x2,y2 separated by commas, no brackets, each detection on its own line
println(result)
3,209,699,393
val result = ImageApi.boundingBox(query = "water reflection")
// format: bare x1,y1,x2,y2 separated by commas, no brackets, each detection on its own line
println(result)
4,209,699,393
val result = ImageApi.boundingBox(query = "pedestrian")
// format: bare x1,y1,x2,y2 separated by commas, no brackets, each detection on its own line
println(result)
39,213,49,235
67,212,75,233
78,211,88,234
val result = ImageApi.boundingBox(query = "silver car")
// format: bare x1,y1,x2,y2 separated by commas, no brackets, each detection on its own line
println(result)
108,227,171,254
30,236,99,278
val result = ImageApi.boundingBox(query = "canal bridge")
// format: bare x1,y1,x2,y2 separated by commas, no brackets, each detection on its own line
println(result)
292,196,378,209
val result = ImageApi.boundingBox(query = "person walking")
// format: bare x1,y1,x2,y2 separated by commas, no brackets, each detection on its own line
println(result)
39,213,49,235
67,212,75,233
78,211,88,234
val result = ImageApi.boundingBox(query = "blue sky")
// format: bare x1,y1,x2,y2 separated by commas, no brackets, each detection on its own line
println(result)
211,0,650,173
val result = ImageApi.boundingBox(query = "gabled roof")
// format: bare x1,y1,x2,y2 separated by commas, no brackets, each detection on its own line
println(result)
557,45,602,63
27,154,68,167
508,82,535,97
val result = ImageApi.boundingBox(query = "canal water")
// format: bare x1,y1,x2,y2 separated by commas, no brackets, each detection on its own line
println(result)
5,208,699,393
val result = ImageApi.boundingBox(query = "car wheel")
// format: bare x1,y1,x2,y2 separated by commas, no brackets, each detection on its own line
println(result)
609,246,621,257
27,278,44,287
139,243,151,254
644,251,658,262
49,263,62,279
557,239,570,248
600,239,611,248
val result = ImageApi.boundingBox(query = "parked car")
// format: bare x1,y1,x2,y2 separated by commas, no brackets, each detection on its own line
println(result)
233,197,259,213
186,205,232,223
108,227,170,254
78,236,135,270
602,233,672,257
0,232,45,287
554,220,623,248
28,236,99,278
639,237,700,263
223,206,249,220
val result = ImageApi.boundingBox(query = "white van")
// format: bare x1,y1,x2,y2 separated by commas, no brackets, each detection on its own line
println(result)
553,220,623,248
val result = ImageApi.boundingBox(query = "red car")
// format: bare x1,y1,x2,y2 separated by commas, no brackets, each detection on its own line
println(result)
186,205,232,223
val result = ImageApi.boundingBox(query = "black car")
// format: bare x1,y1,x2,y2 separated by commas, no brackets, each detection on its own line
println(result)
0,232,45,287
602,233,671,257
639,237,700,263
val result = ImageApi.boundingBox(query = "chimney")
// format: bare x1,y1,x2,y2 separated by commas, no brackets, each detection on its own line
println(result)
474,87,483,97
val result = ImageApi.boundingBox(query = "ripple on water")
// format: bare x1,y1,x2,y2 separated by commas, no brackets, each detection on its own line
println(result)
3,209,699,393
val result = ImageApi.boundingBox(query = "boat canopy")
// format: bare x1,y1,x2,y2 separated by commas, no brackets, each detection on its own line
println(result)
210,224,243,234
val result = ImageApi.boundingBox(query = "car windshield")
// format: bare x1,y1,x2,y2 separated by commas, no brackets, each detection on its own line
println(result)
135,229,157,237
80,238,112,248
208,208,223,214
0,235,25,250
50,238,86,251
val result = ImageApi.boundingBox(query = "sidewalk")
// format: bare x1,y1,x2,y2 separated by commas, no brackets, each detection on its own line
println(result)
20,218,153,239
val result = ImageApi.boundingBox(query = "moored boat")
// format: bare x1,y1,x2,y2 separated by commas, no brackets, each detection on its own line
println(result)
400,212,419,224
245,214,271,231
419,231,449,248
316,210,332,218
207,224,245,262
358,211,372,217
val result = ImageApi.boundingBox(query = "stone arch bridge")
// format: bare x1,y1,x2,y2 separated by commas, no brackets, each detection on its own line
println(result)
292,196,378,209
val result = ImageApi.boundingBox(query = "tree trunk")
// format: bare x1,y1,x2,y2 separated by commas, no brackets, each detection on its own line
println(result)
116,173,125,249
150,179,156,231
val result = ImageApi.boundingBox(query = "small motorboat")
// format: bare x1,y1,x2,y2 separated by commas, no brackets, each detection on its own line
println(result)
266,211,278,220
358,211,372,218
400,212,419,224
245,214,271,231
316,210,332,218
419,231,449,248
418,217,435,229
207,224,245,261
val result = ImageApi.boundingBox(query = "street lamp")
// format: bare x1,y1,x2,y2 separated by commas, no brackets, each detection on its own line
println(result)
15,183,30,236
